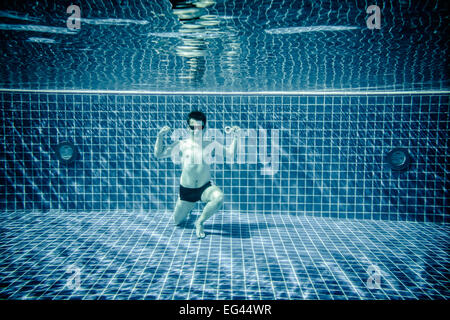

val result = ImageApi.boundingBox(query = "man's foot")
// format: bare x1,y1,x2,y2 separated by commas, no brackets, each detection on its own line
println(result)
194,220,206,239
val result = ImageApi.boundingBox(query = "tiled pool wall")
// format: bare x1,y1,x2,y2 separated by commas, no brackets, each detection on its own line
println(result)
0,92,448,223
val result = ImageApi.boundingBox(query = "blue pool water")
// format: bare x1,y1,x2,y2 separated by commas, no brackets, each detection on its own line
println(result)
0,91,448,300
1,93,447,223
0,0,448,91
1,209,448,299
0,0,449,300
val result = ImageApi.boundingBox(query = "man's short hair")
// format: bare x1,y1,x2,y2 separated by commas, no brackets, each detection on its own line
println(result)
187,110,207,127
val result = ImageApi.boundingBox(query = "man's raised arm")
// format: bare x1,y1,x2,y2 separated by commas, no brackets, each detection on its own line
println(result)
224,126,240,161
154,126,179,159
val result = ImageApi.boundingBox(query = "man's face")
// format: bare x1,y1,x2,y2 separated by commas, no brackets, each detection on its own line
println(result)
189,118,204,131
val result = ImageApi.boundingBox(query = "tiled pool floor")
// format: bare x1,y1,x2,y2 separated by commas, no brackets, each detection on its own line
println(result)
0,209,448,300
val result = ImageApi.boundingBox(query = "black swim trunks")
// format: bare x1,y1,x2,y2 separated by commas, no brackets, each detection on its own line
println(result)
179,181,212,203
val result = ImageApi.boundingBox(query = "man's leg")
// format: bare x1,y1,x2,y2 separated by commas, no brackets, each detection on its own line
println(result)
173,198,196,225
195,185,224,238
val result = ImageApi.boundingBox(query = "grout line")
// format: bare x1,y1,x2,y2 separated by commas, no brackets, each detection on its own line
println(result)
1,88,450,95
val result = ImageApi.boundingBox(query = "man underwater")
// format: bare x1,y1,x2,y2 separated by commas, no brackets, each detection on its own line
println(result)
154,110,239,238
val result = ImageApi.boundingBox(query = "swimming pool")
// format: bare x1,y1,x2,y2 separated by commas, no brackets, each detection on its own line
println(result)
0,0,448,300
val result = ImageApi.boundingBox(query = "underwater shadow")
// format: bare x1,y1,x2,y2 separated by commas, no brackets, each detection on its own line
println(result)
178,214,272,238
205,222,272,239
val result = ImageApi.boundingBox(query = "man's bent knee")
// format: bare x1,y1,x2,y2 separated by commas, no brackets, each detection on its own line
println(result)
212,192,224,207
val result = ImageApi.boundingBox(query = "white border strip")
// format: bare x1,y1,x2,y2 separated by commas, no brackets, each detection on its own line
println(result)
0,88,449,95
